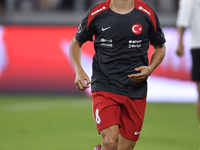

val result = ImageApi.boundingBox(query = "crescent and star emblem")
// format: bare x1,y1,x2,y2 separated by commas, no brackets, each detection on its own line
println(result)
132,23,143,35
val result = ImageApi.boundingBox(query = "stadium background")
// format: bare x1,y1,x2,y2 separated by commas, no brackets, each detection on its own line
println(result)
0,26,196,102
0,0,197,102
0,1,199,150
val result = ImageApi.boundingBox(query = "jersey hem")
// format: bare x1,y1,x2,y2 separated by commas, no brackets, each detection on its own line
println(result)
91,89,147,99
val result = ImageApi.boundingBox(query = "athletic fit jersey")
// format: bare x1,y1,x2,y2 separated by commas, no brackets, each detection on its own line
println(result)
75,0,166,98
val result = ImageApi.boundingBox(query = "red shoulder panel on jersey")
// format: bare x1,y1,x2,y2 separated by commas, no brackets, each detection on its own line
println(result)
87,0,110,31
135,0,157,32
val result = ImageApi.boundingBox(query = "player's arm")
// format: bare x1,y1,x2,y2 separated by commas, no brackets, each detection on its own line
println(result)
69,37,91,90
128,44,166,82
149,44,166,73
176,27,185,56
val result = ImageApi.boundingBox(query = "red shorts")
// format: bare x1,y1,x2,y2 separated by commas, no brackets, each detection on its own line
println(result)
92,91,146,141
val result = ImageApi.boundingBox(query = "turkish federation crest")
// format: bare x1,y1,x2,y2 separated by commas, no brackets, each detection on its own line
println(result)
132,23,143,35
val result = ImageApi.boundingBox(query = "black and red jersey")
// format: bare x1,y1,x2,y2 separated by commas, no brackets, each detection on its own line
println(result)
75,0,166,98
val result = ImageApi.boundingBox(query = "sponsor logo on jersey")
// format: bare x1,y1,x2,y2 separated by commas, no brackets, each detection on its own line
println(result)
139,6,151,16
100,38,113,47
129,40,142,44
91,6,106,16
100,38,112,43
128,40,142,48
132,23,143,35
77,24,82,33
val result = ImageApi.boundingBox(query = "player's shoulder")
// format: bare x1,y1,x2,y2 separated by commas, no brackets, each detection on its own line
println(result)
135,0,157,31
88,1,110,18
134,0,156,17
85,1,110,30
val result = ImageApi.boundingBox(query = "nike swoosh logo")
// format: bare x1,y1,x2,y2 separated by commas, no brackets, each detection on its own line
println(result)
102,27,111,31
134,131,141,135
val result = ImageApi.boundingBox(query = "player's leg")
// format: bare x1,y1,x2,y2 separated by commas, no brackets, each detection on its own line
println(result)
118,97,146,150
92,91,122,150
196,81,200,127
118,134,136,150
100,125,119,150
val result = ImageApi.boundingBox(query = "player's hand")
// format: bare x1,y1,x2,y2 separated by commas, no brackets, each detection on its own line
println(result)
128,66,151,83
176,42,184,56
74,70,91,90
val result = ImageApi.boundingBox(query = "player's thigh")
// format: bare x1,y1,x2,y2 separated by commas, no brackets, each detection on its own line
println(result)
118,134,136,150
119,97,146,141
92,91,121,133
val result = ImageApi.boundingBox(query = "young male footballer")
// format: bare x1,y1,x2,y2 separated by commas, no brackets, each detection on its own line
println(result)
69,0,166,149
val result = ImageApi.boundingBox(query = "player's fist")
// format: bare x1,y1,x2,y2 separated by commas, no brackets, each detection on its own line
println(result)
75,70,91,90
128,66,151,82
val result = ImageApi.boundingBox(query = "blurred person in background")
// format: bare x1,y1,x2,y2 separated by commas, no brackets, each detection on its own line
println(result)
91,0,105,6
142,0,157,9
73,0,105,11
59,0,74,10
176,0,200,129
0,0,5,14
39,0,61,10
15,0,39,11
12,0,62,11
85,0,106,8
69,0,166,149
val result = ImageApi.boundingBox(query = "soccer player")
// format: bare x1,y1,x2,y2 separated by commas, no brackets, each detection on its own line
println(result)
176,0,200,130
69,0,166,149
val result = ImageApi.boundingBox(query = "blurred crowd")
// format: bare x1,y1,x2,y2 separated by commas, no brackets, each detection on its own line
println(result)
0,0,104,11
0,0,179,12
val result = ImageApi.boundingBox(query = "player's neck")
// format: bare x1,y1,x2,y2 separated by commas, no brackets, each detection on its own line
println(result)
110,0,135,14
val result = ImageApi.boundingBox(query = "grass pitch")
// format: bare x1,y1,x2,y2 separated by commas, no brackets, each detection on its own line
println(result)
0,95,199,150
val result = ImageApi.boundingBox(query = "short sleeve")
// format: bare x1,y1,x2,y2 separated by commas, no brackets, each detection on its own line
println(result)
75,9,95,43
148,10,166,46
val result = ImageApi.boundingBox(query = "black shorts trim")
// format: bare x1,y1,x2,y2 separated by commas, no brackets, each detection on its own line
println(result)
191,49,200,81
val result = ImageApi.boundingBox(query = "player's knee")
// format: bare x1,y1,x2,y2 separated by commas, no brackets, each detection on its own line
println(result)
103,138,118,150
101,125,119,150
101,134,119,150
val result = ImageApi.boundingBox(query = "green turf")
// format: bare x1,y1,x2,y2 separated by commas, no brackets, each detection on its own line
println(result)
0,95,199,150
